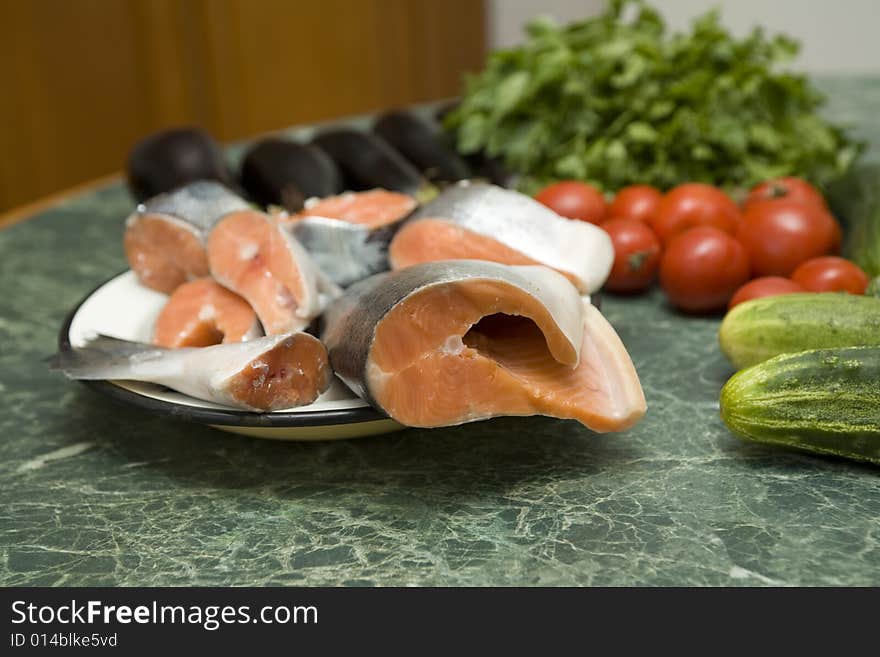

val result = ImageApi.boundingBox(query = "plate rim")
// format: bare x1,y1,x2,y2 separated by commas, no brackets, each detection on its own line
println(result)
58,271,389,427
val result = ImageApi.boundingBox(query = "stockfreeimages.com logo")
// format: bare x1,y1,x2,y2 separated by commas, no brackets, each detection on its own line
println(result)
11,600,317,631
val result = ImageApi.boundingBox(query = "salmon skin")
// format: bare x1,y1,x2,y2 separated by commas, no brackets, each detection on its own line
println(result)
322,260,645,430
389,181,614,293
240,139,344,212
373,110,471,183
207,211,341,334
286,190,418,287
124,181,250,294
311,129,428,196
153,278,262,348
49,332,332,411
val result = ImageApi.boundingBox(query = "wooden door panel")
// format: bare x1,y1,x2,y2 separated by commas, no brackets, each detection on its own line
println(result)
0,0,486,213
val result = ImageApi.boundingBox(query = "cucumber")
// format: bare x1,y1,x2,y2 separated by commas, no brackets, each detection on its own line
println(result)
826,163,880,277
718,293,880,369
720,346,880,464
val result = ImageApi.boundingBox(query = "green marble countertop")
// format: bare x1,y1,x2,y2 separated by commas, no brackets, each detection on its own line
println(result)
1,78,878,587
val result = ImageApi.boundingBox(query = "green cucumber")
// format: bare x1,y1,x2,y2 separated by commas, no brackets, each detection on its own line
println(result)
827,163,880,277
718,293,880,369
720,346,880,465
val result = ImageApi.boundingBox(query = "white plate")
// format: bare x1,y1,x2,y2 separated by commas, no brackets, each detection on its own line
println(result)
59,271,402,440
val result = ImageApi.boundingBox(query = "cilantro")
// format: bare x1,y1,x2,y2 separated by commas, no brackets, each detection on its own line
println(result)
445,0,863,192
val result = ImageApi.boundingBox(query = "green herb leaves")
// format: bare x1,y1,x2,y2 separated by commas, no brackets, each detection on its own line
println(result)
445,0,862,192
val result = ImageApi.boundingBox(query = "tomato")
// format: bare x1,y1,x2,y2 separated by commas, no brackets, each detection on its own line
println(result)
791,256,869,294
659,226,750,313
607,185,662,223
728,277,805,310
600,218,662,293
535,181,606,224
737,198,837,276
745,177,827,211
650,183,740,245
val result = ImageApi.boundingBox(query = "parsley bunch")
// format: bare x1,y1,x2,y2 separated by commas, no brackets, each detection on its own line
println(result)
446,0,862,192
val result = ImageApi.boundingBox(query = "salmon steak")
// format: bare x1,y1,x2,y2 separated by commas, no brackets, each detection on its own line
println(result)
50,332,332,412
207,210,340,335
388,181,614,293
285,189,418,286
124,181,250,293
322,260,646,430
153,278,262,348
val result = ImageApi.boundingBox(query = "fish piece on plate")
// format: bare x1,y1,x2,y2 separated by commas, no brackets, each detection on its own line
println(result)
49,333,332,412
153,278,262,348
322,260,646,430
388,181,614,293
124,181,250,293
207,211,340,334
284,189,417,286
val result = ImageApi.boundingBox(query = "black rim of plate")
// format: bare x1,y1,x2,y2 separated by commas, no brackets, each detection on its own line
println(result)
57,272,389,427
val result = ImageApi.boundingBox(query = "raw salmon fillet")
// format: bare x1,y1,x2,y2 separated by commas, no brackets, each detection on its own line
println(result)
283,189,418,286
296,189,416,228
388,182,614,293
52,333,331,412
322,260,645,430
124,181,250,293
207,210,340,334
153,278,262,348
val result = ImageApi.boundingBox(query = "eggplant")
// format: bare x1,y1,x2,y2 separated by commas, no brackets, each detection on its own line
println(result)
463,151,515,188
127,127,232,202
311,129,427,195
240,138,344,211
373,110,470,182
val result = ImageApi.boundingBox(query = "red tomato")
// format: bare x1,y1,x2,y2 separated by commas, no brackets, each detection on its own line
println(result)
737,198,837,276
659,226,750,313
650,183,741,246
728,277,805,310
791,256,869,294
535,181,607,224
600,218,662,293
607,185,663,223
745,177,827,211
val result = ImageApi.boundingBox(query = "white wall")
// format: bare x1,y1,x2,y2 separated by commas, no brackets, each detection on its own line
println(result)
488,0,880,73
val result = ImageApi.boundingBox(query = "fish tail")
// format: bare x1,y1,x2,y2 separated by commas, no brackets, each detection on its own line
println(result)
48,335,163,380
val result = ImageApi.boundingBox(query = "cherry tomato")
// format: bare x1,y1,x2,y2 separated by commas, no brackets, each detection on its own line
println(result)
600,218,662,293
650,183,740,245
607,185,662,223
737,198,837,276
659,226,750,313
728,277,805,310
791,256,869,294
745,177,827,211
534,181,606,224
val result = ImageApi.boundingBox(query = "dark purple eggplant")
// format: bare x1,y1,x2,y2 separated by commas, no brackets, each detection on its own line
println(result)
463,151,515,188
373,110,470,183
311,129,427,195
127,127,232,202
240,138,344,211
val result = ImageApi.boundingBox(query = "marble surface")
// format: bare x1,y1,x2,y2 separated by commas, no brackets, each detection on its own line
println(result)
1,78,878,587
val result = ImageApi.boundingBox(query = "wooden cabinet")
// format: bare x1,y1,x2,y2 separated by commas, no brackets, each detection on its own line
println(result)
0,0,485,212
